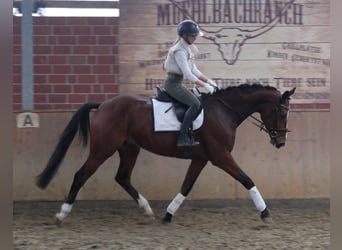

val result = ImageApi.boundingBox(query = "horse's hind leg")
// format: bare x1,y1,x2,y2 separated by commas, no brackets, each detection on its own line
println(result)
115,141,154,217
55,154,111,223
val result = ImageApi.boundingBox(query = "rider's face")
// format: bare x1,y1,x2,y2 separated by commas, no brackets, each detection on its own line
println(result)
187,35,197,44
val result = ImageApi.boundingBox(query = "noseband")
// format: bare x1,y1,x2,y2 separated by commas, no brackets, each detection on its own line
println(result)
214,95,290,139
249,102,290,140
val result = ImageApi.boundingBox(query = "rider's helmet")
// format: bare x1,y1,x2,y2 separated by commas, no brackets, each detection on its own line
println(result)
177,20,203,37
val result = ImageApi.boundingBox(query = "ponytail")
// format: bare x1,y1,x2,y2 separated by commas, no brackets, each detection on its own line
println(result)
173,36,181,44
163,36,180,71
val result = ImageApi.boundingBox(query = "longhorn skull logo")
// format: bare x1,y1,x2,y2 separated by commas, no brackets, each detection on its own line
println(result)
169,0,296,65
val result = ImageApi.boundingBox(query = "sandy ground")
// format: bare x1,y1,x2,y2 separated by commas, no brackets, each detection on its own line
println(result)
13,200,329,250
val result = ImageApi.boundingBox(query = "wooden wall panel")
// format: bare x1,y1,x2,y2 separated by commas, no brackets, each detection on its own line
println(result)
13,111,329,201
119,0,330,108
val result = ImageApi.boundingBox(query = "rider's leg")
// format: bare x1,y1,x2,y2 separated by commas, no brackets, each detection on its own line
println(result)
164,78,201,147
177,104,200,147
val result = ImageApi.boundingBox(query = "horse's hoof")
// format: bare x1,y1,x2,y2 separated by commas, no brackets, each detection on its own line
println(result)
145,213,156,220
162,212,172,224
162,219,172,225
144,209,155,216
54,214,63,225
260,208,272,223
161,219,171,225
262,216,273,224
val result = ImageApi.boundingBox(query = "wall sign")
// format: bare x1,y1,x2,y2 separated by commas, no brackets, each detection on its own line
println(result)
16,112,39,128
119,0,330,108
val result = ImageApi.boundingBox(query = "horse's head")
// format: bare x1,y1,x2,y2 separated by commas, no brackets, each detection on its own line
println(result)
259,87,296,148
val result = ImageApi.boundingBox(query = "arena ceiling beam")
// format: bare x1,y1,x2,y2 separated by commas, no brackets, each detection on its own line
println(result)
13,0,119,11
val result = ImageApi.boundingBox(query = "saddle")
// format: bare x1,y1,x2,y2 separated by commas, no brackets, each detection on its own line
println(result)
154,86,202,122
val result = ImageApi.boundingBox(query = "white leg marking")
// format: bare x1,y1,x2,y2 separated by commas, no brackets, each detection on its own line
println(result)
137,193,154,216
249,186,266,212
55,203,73,222
167,193,186,215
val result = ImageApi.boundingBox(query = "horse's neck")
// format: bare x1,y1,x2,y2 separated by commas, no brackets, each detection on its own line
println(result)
220,89,278,125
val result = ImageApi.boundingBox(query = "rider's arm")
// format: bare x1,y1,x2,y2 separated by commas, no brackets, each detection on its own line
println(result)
174,50,207,87
192,64,210,83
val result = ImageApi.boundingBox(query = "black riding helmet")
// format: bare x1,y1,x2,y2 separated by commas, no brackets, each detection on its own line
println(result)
177,20,203,38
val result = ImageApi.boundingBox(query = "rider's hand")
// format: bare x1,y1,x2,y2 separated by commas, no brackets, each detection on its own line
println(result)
206,79,217,88
204,83,215,94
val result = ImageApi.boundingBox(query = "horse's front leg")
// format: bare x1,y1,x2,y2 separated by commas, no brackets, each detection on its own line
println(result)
162,159,207,224
211,154,272,223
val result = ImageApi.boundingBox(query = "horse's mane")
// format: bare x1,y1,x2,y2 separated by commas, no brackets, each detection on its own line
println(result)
214,84,278,95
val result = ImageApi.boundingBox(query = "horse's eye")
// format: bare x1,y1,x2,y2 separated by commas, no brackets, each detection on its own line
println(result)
270,131,278,137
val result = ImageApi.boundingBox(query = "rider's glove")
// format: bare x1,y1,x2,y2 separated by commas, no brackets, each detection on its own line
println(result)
204,83,215,94
206,79,218,88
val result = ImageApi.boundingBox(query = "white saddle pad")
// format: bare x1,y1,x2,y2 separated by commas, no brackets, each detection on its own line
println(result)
152,99,204,132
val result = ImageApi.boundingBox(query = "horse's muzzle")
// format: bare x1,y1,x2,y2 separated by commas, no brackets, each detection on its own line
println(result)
270,136,286,148
270,139,285,148
275,142,285,148
269,128,289,148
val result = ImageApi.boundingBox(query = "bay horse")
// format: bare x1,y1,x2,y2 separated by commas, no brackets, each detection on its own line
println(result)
36,84,295,224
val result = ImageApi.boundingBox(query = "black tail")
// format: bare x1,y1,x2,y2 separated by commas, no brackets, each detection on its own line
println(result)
36,102,100,189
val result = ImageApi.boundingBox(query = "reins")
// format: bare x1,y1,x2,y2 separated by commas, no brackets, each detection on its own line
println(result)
214,95,268,133
247,115,269,133
213,94,286,136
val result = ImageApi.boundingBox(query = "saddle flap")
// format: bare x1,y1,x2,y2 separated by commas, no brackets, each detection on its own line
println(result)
151,99,204,132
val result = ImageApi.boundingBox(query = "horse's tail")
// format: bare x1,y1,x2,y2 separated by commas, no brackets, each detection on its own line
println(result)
36,102,101,189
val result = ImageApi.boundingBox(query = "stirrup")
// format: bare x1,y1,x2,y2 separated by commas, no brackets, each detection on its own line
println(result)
177,138,199,147
177,142,199,147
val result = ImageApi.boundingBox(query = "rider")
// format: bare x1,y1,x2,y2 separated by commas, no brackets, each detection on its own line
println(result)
163,19,217,147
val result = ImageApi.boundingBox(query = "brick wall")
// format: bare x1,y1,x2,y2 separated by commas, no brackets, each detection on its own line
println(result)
13,16,119,111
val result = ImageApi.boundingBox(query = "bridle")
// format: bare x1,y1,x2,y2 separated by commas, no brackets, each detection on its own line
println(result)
248,100,291,140
214,94,291,140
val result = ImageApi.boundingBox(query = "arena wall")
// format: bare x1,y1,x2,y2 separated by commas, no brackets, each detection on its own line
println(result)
13,16,120,112
13,110,329,201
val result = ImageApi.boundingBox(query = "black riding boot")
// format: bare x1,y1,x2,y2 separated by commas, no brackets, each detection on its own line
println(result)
177,105,200,147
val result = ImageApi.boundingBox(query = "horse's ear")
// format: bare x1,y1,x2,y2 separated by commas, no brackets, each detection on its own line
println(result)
282,87,296,100
289,87,296,96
